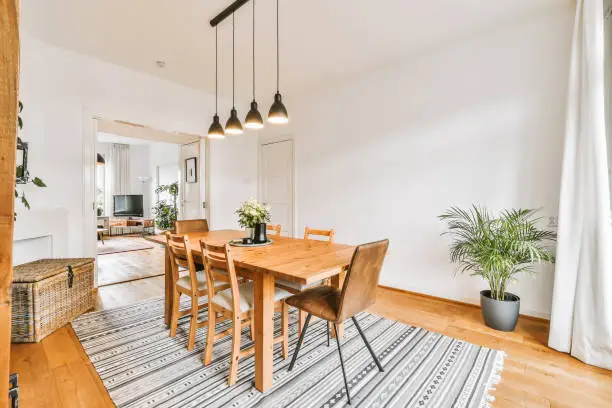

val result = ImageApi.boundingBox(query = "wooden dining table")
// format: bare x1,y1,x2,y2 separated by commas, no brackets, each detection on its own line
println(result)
147,229,355,392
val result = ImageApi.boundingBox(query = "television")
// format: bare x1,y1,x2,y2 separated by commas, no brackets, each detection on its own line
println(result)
113,194,144,217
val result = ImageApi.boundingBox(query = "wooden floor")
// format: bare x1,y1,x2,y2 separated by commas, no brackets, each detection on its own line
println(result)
9,279,612,407
97,236,165,286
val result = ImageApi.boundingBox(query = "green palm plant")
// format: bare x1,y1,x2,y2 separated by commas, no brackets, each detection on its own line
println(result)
439,206,556,301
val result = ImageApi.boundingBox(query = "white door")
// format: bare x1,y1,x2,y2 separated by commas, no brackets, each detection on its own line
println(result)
180,141,201,220
260,140,294,236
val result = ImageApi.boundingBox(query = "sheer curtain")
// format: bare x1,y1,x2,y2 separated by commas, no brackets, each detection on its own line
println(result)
548,0,612,370
105,143,131,214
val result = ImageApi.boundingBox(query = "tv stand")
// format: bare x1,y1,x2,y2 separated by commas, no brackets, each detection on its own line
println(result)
108,217,154,236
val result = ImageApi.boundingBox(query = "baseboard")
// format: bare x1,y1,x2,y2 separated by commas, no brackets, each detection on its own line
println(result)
377,284,550,323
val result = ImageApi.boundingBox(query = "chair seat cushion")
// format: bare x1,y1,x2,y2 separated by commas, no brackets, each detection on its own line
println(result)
285,286,341,322
176,269,226,292
212,282,292,313
275,278,323,292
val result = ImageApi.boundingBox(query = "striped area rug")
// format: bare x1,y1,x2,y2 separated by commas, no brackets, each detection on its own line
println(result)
72,297,505,408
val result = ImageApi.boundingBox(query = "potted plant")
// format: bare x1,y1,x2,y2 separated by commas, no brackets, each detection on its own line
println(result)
235,198,271,243
439,206,556,331
153,182,178,232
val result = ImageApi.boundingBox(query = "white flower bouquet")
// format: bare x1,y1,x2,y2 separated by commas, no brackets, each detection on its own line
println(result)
235,198,271,229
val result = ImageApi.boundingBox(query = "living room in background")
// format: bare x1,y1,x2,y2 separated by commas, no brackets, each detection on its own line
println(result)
88,119,205,286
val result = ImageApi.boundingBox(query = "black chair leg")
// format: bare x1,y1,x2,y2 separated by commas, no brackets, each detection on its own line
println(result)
333,322,351,405
352,316,384,372
326,321,330,347
288,313,312,371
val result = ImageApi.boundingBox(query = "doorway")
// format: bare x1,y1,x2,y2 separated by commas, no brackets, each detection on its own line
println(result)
84,118,207,286
259,139,295,236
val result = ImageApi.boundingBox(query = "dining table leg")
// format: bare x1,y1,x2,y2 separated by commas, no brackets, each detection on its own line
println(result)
254,273,275,392
164,245,173,327
331,270,345,339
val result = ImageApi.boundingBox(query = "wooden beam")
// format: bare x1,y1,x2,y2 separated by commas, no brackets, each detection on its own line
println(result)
0,0,19,404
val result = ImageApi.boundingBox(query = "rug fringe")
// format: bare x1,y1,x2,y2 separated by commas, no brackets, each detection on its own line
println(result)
482,350,506,407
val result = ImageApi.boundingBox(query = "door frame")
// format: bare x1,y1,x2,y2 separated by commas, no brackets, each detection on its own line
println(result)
82,117,208,286
258,137,296,237
0,0,19,400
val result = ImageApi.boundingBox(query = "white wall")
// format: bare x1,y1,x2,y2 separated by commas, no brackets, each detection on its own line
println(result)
208,137,259,230
15,36,257,257
259,5,574,318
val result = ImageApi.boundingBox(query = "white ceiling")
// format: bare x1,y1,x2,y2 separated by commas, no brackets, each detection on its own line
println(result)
21,0,569,98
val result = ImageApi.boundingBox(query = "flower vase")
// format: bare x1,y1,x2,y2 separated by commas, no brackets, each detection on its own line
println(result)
253,223,268,244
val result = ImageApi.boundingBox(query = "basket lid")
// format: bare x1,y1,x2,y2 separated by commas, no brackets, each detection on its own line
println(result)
13,258,95,283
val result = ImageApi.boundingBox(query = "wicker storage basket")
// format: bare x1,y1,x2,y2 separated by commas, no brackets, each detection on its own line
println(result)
11,258,95,343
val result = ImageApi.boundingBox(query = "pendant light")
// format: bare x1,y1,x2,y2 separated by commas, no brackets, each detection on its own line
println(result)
268,0,289,124
225,13,244,135
208,26,225,139
245,0,264,129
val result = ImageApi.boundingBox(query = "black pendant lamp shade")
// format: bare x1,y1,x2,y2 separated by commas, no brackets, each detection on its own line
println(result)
208,114,225,138
225,13,244,135
245,0,264,129
268,92,288,124
96,153,105,165
245,101,264,129
268,0,288,124
208,27,225,139
225,108,244,134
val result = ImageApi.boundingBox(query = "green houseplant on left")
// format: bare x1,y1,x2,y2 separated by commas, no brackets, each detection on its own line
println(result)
439,205,556,331
15,101,46,218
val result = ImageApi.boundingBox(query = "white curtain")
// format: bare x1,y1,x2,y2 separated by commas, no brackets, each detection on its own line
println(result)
548,0,612,370
107,143,131,202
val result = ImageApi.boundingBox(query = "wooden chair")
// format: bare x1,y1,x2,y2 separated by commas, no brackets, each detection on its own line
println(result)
286,239,389,404
201,241,292,385
175,219,209,234
266,223,282,236
276,226,336,334
166,232,228,350
304,226,335,243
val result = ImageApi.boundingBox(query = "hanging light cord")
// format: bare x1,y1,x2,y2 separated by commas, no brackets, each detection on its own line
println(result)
232,13,236,108
276,0,279,93
215,26,218,114
252,0,256,100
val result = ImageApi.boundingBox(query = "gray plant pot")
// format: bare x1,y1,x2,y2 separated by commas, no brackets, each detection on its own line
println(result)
480,290,520,332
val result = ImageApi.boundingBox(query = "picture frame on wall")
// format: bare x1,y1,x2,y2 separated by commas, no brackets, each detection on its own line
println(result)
185,157,197,183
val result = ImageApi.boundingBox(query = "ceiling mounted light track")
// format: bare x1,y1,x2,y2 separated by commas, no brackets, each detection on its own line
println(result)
244,0,264,130
208,26,225,139
225,13,244,135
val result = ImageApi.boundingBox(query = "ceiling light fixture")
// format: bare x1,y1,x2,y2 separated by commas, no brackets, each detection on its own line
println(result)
208,27,225,139
244,0,264,130
268,0,288,124
225,13,244,135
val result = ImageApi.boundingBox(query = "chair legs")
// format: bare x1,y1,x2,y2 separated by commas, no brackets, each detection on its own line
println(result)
169,289,181,337
187,295,199,350
326,322,330,347
227,316,242,386
333,322,351,405
203,304,216,365
351,316,384,372
288,313,312,371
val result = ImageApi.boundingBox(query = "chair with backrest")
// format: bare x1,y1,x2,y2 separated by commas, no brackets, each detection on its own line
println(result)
166,232,228,350
285,239,389,404
175,219,209,234
201,241,292,385
275,226,336,334
266,223,282,236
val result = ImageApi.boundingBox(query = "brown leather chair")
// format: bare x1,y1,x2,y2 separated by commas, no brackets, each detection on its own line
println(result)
286,239,389,405
175,219,209,234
